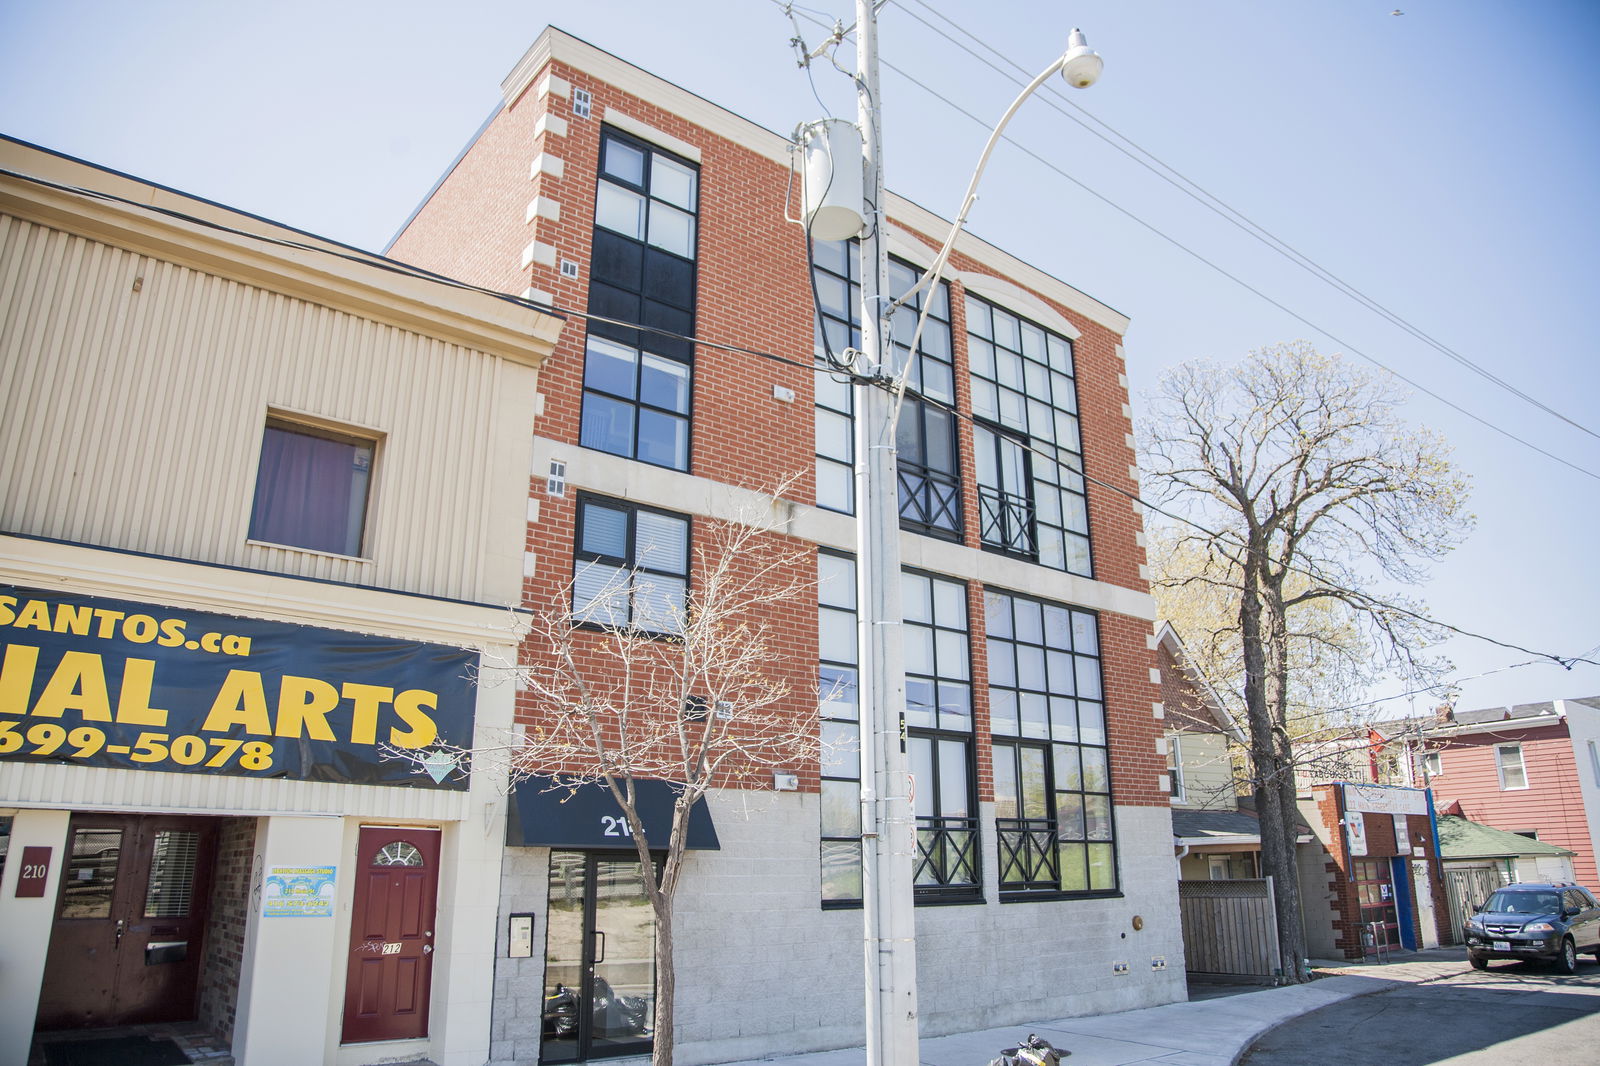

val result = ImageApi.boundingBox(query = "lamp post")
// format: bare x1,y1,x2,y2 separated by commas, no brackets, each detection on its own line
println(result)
846,6,1102,1064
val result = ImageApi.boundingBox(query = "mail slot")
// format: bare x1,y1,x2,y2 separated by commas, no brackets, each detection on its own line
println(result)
146,940,188,965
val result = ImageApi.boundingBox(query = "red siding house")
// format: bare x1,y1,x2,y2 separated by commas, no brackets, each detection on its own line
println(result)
1390,700,1600,890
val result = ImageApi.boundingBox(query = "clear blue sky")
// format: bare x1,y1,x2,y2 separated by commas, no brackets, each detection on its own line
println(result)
3,0,1595,718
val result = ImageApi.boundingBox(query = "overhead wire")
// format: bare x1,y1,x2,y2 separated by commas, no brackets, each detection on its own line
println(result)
898,0,1600,445
13,82,1594,678
773,1,1600,483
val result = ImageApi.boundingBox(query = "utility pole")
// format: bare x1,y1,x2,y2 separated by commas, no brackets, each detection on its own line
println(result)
852,1,921,1064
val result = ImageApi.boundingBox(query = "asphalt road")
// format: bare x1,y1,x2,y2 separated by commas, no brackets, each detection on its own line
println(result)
1241,955,1600,1065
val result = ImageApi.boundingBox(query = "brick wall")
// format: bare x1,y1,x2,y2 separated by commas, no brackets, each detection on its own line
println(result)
389,44,1163,809
197,817,255,1046
1309,787,1449,959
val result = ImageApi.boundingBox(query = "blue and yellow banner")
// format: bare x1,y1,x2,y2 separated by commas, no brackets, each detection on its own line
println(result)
0,585,475,789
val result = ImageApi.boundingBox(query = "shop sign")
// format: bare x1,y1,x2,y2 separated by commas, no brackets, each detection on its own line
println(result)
1,585,475,789
263,865,337,917
1347,811,1368,856
1343,783,1428,816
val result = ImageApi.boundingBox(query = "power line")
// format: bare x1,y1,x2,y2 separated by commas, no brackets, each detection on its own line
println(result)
14,146,1593,676
869,57,1600,484
774,1,1600,482
898,0,1600,445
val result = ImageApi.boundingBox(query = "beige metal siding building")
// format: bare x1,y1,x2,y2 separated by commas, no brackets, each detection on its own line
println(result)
0,138,563,1066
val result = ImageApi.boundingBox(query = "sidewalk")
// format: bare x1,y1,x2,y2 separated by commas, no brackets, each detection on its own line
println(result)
721,949,1465,1066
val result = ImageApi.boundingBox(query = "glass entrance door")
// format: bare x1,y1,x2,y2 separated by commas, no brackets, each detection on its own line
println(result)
1354,858,1400,956
542,851,656,1062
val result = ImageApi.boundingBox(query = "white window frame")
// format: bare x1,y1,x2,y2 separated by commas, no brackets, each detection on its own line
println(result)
1495,743,1528,790
1422,750,1442,777
1166,733,1186,804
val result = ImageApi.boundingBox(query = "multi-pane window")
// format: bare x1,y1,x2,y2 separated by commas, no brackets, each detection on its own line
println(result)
810,245,958,537
986,589,1116,896
1495,744,1528,790
582,129,699,471
1166,734,1185,802
572,496,689,636
903,570,978,900
967,298,1091,575
818,552,862,904
249,418,375,557
888,261,960,539
811,239,859,514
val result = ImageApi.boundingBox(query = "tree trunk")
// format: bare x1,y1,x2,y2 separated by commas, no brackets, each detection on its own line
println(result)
1239,555,1309,982
651,904,675,1066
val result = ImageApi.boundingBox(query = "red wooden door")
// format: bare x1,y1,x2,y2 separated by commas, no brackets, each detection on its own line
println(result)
342,826,440,1044
36,813,217,1030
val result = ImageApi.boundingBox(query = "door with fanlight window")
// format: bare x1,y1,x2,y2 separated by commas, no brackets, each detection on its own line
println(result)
342,826,441,1044
37,813,219,1029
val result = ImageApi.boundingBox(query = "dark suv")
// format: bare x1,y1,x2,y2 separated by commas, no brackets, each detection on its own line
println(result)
1463,882,1600,973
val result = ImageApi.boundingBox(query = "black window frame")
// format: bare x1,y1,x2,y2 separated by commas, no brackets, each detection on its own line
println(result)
808,243,960,538
985,587,1118,900
817,550,864,908
966,296,1092,577
571,494,691,637
902,569,980,904
581,127,701,472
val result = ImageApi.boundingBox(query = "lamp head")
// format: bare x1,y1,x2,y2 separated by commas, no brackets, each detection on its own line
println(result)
1059,28,1103,89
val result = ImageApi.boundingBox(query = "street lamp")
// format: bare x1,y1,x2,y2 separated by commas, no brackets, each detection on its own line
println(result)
833,8,1104,1064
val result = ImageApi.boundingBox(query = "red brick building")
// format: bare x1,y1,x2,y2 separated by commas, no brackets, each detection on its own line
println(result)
389,27,1178,1064
1300,784,1450,961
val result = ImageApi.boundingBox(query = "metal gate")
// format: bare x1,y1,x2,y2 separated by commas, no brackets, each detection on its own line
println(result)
1444,866,1502,944
1178,877,1280,977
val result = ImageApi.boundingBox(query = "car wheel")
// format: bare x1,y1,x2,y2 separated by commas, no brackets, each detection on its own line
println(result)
1556,938,1579,975
1469,954,1488,970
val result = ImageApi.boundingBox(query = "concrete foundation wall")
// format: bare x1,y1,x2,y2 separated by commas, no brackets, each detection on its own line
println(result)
491,797,1182,1065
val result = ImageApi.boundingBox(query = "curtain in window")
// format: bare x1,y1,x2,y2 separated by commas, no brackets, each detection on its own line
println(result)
250,427,362,555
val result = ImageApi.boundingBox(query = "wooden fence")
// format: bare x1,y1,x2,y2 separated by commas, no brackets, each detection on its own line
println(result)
1443,865,1502,944
1178,877,1280,977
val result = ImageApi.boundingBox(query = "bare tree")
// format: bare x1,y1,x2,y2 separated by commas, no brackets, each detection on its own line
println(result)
390,492,821,1065
1139,342,1472,979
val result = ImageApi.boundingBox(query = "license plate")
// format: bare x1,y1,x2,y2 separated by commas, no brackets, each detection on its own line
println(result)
1493,940,1511,952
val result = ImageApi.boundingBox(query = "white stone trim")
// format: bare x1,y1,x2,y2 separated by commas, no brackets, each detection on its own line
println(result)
530,153,565,180
525,197,561,224
520,240,556,269
529,436,1158,623
1153,702,1166,719
602,107,702,163
535,73,570,100
534,114,569,141
1149,668,1162,685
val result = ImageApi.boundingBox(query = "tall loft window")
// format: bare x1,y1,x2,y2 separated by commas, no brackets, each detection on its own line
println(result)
903,570,979,900
582,128,699,471
810,245,959,538
888,260,960,539
811,239,859,514
967,297,1091,576
818,551,863,905
986,589,1117,896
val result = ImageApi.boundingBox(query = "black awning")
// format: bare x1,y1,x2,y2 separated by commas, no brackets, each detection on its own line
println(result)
507,777,720,851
